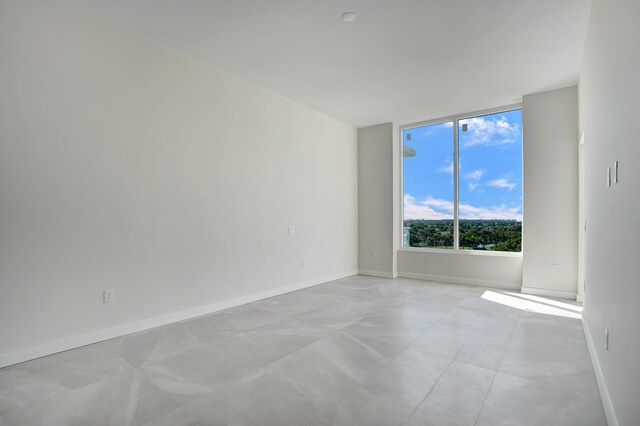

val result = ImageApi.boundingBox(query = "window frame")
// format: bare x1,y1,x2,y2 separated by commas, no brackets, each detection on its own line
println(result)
399,103,523,255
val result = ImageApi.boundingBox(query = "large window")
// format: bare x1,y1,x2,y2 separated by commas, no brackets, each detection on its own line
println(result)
402,108,522,252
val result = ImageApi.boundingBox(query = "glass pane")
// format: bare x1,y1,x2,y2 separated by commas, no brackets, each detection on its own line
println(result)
458,110,523,252
403,122,454,249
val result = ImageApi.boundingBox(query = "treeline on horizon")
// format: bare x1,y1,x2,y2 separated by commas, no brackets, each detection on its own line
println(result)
405,219,522,252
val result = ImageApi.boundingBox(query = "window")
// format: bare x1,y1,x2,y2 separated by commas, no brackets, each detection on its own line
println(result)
402,108,522,253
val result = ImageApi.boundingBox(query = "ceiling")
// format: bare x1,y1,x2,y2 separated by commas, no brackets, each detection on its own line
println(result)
60,0,592,128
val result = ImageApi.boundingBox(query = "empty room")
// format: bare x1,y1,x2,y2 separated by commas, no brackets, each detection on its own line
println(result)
1,0,638,425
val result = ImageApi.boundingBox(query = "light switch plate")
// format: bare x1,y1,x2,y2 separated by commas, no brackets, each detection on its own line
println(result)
612,160,618,184
607,167,611,187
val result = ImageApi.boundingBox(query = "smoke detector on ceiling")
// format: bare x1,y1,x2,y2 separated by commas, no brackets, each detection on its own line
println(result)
341,12,356,22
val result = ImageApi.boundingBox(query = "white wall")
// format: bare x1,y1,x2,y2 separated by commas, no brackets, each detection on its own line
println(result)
0,0,358,365
398,250,522,290
521,86,579,299
579,0,640,424
578,136,585,302
358,123,396,277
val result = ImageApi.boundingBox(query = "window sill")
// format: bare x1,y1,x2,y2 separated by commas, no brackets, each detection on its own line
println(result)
398,247,522,258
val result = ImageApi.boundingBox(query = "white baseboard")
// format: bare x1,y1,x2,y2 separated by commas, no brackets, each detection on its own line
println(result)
0,269,358,369
520,286,577,300
582,316,618,426
398,272,520,291
358,269,397,279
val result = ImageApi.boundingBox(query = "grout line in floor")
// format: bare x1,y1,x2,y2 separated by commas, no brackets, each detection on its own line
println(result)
472,308,523,426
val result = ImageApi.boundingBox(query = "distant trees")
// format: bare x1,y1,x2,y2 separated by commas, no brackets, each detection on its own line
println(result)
408,220,454,248
405,220,522,252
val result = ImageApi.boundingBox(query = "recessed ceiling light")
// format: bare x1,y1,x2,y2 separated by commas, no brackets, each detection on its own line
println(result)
341,12,356,22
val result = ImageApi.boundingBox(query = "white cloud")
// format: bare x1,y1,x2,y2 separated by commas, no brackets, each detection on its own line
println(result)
469,183,479,191
438,161,454,174
489,178,516,190
459,203,521,221
466,170,484,180
460,115,520,147
404,194,521,221
403,195,452,220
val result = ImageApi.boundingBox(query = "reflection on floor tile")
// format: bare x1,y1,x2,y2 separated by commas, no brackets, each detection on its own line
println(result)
0,276,605,425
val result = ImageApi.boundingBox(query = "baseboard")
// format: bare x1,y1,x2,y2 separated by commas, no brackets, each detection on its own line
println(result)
0,269,358,369
358,269,396,279
582,316,618,426
397,271,520,291
520,286,577,300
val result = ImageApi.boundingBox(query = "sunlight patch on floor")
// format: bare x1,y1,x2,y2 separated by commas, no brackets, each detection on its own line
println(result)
481,290,582,319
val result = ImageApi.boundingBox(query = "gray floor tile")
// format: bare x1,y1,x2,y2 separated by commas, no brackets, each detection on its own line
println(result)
454,339,507,371
340,310,435,348
201,304,287,331
456,294,524,317
300,332,402,383
0,368,70,415
239,316,334,362
264,348,363,412
141,406,214,426
293,304,366,330
404,361,496,426
138,335,268,404
499,318,599,397
408,306,515,364
0,276,605,426
476,372,606,426
1,370,179,425
252,289,341,316
188,368,326,426
11,342,135,391
323,350,451,426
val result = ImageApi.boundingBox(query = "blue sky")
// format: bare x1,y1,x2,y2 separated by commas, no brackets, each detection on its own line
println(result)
403,109,522,221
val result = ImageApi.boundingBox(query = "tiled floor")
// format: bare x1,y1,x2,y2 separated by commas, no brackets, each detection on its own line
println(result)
0,275,606,425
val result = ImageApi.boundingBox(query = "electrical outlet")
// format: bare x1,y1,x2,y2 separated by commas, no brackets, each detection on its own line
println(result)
301,259,305,268
605,328,609,350
551,264,559,273
103,289,114,304
288,226,295,235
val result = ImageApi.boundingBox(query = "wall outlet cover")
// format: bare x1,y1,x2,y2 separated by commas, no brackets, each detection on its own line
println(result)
103,289,114,304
